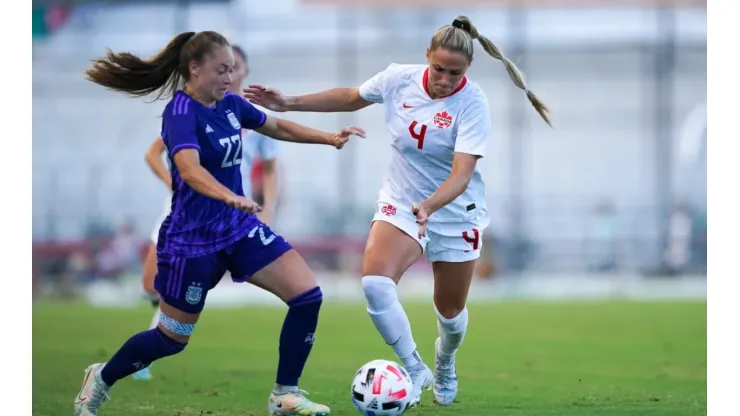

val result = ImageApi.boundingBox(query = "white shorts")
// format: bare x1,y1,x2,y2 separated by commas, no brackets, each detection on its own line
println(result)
150,196,172,244
371,197,487,263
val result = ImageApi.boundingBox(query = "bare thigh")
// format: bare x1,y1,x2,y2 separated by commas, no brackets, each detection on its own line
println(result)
158,299,200,343
362,221,423,284
248,249,318,302
432,260,477,319
141,243,157,294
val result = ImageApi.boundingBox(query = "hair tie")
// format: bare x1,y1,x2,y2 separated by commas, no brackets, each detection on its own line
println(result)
452,19,471,34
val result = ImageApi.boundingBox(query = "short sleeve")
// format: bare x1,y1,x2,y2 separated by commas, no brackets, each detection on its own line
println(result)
358,63,402,104
162,100,200,157
234,96,267,130
255,133,279,161
454,94,492,158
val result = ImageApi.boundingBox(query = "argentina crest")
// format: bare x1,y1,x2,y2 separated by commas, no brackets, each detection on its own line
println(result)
185,282,203,305
226,111,241,130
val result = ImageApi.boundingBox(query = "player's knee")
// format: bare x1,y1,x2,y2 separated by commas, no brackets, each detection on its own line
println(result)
286,286,323,309
158,311,196,346
362,275,398,312
435,304,467,321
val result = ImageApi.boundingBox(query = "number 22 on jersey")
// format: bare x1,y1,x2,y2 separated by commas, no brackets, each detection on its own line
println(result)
219,134,242,168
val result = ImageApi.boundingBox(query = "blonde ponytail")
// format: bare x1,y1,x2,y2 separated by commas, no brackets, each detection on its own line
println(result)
431,16,552,126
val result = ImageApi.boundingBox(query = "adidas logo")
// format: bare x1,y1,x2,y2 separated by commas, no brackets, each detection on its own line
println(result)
205,124,214,134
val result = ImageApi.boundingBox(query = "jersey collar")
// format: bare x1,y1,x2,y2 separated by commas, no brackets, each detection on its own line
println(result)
422,67,468,99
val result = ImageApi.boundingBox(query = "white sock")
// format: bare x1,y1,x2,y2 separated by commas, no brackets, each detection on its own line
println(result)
148,309,161,330
435,306,468,356
362,275,423,368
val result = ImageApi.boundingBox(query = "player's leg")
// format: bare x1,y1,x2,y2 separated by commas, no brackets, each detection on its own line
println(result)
74,253,224,416
426,225,482,406
132,241,160,381
226,223,328,415
362,203,432,406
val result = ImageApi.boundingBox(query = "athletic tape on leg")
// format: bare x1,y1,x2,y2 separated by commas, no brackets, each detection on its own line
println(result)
159,312,196,336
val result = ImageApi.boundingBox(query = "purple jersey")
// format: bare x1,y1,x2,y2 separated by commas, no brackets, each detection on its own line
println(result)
158,90,267,257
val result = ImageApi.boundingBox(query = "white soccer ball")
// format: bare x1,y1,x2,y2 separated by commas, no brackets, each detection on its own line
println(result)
351,359,414,416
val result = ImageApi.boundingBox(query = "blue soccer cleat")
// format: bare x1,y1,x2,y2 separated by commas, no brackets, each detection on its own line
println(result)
131,365,152,381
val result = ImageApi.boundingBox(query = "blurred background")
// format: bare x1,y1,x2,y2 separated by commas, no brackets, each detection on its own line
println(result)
32,0,706,305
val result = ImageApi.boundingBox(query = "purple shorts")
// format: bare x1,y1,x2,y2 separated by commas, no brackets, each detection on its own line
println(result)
154,222,292,314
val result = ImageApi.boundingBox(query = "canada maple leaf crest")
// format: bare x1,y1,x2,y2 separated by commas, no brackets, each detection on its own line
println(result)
434,110,452,128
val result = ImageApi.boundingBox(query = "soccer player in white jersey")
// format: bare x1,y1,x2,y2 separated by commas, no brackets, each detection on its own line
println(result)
245,16,551,407
132,44,281,381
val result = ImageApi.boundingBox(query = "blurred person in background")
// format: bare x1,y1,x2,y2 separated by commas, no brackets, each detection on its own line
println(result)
78,31,363,416
664,202,693,275
585,199,619,273
133,44,281,381
245,16,550,407
95,220,140,279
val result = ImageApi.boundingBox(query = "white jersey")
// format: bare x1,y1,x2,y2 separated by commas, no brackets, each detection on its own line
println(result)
359,64,491,225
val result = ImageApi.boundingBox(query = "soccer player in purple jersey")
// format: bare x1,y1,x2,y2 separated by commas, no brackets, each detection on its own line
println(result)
131,44,280,382
75,31,365,416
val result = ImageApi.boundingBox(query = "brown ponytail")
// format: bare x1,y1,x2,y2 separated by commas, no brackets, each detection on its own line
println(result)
86,31,230,101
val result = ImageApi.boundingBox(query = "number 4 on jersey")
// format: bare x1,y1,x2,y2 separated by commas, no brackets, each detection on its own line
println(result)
408,121,427,150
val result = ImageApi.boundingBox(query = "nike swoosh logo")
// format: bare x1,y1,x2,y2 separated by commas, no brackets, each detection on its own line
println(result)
387,335,403,346
75,370,92,403
402,103,413,108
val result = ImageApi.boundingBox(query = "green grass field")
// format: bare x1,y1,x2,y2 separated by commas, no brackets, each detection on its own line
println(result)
33,301,706,416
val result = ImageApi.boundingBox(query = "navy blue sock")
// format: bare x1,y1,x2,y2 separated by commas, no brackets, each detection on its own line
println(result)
276,286,323,387
100,327,186,386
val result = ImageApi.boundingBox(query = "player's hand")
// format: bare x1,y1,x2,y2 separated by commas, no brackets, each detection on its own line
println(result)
411,203,430,238
226,195,263,214
329,126,366,149
243,84,288,112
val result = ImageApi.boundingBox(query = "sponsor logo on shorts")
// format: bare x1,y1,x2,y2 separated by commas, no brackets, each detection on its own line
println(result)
381,204,397,216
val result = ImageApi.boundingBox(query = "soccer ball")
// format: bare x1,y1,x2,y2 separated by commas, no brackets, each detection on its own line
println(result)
351,359,414,416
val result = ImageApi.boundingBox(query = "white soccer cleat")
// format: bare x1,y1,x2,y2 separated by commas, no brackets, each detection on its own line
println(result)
405,362,434,408
73,363,110,416
433,337,458,406
267,389,330,416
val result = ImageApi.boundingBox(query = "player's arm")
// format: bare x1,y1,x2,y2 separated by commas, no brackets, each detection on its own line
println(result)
237,97,364,146
255,116,341,145
144,136,171,189
244,63,399,112
165,107,239,203
419,154,480,215
419,98,491,216
285,88,373,112
173,150,237,203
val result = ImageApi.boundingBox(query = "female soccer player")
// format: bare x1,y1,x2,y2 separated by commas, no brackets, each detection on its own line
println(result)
132,44,281,382
75,31,364,416
244,16,551,407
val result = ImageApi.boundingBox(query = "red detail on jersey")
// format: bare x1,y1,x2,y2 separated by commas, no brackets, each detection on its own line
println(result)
381,204,397,216
409,121,427,149
371,373,387,395
462,228,480,250
422,67,468,99
402,103,413,109
434,111,453,129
